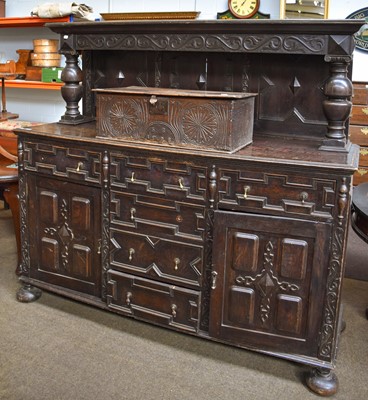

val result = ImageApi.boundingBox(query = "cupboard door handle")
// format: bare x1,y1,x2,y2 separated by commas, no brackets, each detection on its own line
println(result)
244,185,250,199
130,207,136,221
126,292,132,306
171,304,177,318
97,239,101,254
174,257,180,270
211,271,218,289
178,178,184,189
129,248,135,261
131,172,135,182
76,161,83,172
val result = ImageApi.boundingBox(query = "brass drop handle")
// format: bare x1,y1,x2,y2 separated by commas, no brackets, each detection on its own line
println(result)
178,178,184,189
129,248,135,261
97,239,102,255
244,185,250,199
131,172,135,182
76,161,83,172
174,257,180,270
130,207,136,221
300,191,308,204
211,271,218,290
126,292,132,306
171,304,177,318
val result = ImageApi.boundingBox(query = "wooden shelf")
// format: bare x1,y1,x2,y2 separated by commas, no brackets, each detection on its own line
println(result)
4,80,63,90
0,16,71,28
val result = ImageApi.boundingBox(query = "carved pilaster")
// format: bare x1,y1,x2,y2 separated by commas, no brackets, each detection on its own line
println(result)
101,151,110,300
320,56,353,152
200,208,214,331
17,139,29,276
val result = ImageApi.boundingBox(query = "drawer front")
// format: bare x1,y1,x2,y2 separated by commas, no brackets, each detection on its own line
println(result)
23,141,102,184
349,125,368,146
110,152,208,204
350,105,368,125
111,191,206,242
353,167,368,185
107,271,200,332
352,83,368,105
110,229,204,287
358,146,368,166
217,169,336,219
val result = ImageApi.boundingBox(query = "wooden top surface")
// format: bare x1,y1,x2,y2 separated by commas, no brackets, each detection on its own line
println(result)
15,122,359,172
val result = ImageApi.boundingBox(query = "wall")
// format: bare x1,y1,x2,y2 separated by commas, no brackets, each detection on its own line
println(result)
1,0,367,122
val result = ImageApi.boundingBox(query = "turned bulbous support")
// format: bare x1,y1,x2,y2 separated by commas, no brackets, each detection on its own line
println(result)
320,56,353,152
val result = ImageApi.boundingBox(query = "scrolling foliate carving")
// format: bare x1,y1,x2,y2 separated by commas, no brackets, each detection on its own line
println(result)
318,227,344,360
18,140,30,276
200,209,214,331
101,152,110,300
76,34,327,54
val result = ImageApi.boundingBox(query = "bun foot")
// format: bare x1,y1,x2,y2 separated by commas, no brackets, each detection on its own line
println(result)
306,368,338,396
16,284,42,303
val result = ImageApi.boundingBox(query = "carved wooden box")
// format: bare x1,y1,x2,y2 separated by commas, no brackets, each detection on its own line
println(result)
94,86,256,153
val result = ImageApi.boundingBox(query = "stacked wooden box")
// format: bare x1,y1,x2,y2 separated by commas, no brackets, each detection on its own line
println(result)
350,82,368,185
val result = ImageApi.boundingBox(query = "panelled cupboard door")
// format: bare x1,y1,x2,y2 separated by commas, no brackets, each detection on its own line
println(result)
209,211,331,357
27,175,102,297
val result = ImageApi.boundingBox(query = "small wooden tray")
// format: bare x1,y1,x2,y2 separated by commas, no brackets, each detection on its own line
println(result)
100,11,200,21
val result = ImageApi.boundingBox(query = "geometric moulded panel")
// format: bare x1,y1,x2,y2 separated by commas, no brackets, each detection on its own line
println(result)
71,197,91,231
227,287,255,325
231,232,259,272
72,244,92,279
39,190,58,225
280,238,308,280
40,237,59,272
275,294,303,335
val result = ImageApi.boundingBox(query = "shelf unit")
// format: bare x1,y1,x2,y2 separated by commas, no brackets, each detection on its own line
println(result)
0,16,69,90
0,16,70,27
4,80,63,90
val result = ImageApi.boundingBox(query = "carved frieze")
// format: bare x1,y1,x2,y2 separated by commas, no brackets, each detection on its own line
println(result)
75,34,330,55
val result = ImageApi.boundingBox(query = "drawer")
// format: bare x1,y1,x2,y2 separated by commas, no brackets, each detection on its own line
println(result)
110,191,206,242
217,168,336,219
350,105,368,125
110,152,208,204
107,270,200,332
23,141,102,184
352,83,368,105
110,229,204,288
358,147,368,166
353,167,368,185
349,125,368,146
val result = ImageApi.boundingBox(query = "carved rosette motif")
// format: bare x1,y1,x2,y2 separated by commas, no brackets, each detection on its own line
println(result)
76,34,327,54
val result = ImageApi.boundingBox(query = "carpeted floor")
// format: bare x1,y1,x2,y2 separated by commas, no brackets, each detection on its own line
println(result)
0,205,367,400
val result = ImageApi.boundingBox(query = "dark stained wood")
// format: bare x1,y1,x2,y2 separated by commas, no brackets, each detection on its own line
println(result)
14,19,364,397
